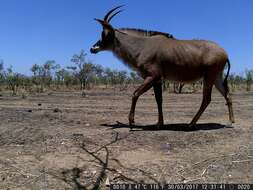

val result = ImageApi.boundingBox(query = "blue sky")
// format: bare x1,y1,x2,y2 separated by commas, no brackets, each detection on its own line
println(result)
0,0,252,75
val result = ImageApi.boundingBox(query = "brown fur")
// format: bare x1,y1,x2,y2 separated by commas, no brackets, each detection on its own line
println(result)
90,6,235,127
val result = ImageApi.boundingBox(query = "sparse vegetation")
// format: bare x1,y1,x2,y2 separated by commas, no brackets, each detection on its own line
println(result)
0,87,253,188
0,51,252,96
245,69,253,91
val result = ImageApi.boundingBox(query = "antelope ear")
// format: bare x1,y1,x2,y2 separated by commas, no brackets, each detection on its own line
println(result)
94,18,105,25
94,18,113,30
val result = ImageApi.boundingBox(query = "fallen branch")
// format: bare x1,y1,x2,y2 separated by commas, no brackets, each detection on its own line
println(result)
232,159,253,163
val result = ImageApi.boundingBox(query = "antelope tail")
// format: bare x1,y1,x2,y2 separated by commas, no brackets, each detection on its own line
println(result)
224,59,231,91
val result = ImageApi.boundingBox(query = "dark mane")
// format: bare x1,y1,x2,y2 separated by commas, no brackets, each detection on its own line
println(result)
118,28,174,38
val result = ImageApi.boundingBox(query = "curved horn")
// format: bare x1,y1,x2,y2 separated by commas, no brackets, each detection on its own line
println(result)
107,9,123,23
103,5,124,22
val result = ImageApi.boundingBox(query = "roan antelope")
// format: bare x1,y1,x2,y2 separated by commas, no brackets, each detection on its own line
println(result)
90,6,235,128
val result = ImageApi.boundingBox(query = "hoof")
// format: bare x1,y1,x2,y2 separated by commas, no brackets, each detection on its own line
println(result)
156,122,164,129
188,123,198,131
129,121,135,130
225,121,234,128
129,121,135,126
128,116,135,126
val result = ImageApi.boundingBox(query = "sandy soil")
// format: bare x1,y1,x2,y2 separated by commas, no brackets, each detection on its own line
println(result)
0,88,252,189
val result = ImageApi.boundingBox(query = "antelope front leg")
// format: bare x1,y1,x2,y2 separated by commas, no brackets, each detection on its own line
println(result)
129,76,154,126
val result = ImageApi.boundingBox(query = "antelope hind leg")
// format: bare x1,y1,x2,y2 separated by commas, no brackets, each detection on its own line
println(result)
153,81,164,127
190,77,214,126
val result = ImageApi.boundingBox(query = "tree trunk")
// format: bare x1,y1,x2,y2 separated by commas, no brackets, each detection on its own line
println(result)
173,82,184,94
162,80,167,92
178,83,185,93
246,82,251,91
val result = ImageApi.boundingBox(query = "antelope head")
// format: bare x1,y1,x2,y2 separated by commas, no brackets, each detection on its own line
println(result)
90,5,124,54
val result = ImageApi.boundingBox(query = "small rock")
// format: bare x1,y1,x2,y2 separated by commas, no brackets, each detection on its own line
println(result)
53,108,61,113
81,92,88,97
117,170,122,174
85,123,90,127
105,177,110,186
38,103,42,106
72,133,84,138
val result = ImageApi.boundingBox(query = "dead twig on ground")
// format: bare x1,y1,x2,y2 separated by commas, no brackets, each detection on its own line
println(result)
111,158,160,183
232,159,253,163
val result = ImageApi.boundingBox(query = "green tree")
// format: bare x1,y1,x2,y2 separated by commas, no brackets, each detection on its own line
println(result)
0,60,5,85
42,60,59,86
31,64,40,76
104,68,113,86
117,71,128,85
30,60,58,92
5,66,24,95
245,69,253,91
70,50,97,89
55,68,66,84
130,71,142,84
93,64,104,85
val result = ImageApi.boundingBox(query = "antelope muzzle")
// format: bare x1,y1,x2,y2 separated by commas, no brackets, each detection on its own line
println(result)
90,40,101,54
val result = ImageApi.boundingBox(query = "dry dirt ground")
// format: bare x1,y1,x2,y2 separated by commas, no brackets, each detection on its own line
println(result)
0,88,252,189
